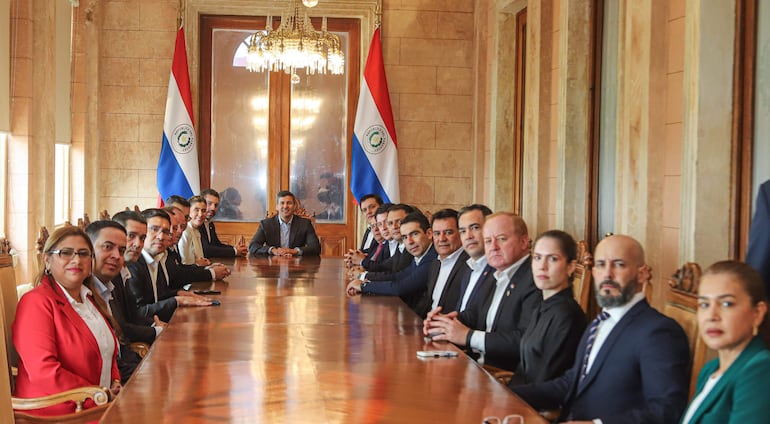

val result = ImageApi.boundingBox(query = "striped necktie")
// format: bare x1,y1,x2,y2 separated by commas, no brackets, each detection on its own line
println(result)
579,311,610,383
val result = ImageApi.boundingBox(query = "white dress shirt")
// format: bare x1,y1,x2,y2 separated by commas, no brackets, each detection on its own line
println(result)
431,247,464,310
141,249,169,302
459,255,488,312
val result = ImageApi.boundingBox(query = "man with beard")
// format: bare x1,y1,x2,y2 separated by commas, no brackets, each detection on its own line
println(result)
511,234,690,424
248,190,321,256
199,188,248,258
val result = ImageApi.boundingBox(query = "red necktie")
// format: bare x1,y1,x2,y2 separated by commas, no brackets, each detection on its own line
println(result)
370,242,385,261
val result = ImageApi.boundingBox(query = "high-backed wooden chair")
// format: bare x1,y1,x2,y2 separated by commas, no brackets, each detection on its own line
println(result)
665,262,709,399
99,210,110,221
0,253,112,422
572,240,594,316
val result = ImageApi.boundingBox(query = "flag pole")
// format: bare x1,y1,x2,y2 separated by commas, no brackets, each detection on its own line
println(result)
177,0,183,29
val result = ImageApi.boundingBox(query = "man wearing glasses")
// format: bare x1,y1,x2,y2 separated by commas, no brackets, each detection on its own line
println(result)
126,209,214,322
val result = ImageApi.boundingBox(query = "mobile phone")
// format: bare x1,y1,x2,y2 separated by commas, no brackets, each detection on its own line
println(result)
194,289,221,295
416,350,459,358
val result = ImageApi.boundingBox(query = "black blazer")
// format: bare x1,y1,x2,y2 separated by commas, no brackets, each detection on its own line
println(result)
512,299,691,423
110,272,157,345
166,246,214,284
747,180,770,292
362,245,439,313
458,256,541,371
415,250,470,317
366,247,412,277
457,264,496,312
361,240,391,269
248,215,321,256
126,256,177,322
199,221,236,258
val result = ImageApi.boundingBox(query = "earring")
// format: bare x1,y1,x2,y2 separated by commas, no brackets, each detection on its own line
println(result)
753,325,759,337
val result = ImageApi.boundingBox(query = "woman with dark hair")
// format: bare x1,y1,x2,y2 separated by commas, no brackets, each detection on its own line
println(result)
508,230,587,386
13,226,121,416
680,260,770,423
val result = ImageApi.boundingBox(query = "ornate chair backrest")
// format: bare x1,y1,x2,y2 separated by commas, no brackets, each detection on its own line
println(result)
99,210,110,221
665,262,708,399
0,252,14,422
572,240,593,316
0,253,18,371
35,227,49,275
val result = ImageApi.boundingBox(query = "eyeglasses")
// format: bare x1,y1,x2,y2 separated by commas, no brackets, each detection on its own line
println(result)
148,225,173,238
98,242,127,256
48,248,93,260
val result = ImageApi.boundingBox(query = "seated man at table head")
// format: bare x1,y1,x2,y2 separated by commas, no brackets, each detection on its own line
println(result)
415,208,468,317
456,204,495,312
85,220,143,383
178,196,212,266
510,234,690,424
165,194,191,221
13,226,121,415
681,260,770,424
248,190,321,257
126,208,214,322
199,188,248,258
347,211,437,313
111,211,169,345
164,205,229,281
424,212,540,371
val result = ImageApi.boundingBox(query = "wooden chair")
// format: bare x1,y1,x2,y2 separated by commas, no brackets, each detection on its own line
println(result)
665,262,709,399
0,253,112,422
572,240,594,316
99,209,110,221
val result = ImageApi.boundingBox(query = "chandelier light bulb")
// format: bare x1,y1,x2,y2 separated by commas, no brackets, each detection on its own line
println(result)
302,0,319,7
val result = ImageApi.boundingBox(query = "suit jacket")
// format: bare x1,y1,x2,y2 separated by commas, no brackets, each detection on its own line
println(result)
457,257,541,371
457,263,497,312
415,249,470,317
512,299,691,424
361,240,391,269
746,180,770,293
248,215,321,256
110,272,157,345
199,220,237,258
362,245,439,313
13,276,120,416
126,255,177,322
366,247,413,277
682,337,770,424
359,227,373,251
166,246,215,284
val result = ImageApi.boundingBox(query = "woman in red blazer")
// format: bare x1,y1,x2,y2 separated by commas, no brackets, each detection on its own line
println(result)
13,226,121,416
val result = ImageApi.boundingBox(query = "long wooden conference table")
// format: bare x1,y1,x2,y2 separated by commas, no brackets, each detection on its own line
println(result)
100,256,547,423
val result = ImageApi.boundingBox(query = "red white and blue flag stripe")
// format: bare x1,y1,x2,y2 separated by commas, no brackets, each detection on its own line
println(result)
351,28,399,204
157,26,200,201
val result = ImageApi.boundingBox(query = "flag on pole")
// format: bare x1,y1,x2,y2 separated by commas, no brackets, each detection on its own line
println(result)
351,28,399,204
157,26,200,202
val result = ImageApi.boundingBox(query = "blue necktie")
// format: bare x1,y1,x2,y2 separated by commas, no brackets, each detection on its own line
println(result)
579,311,610,383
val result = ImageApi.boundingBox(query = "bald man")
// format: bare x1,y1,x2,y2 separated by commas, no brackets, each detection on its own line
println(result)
511,235,690,424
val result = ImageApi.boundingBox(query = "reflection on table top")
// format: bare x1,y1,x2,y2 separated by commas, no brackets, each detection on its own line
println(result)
100,256,547,423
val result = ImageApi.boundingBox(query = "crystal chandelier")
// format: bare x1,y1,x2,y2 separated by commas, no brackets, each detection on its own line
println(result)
246,0,345,76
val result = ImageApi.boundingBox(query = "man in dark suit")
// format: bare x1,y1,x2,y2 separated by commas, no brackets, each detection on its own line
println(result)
415,208,468,317
126,209,214,322
164,205,229,281
511,235,690,423
248,190,321,256
747,180,770,293
347,212,438,313
111,211,168,344
358,193,383,251
455,204,495,312
199,188,249,258
424,212,541,371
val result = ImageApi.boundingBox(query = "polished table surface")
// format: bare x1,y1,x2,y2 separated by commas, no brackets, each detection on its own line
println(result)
100,257,547,423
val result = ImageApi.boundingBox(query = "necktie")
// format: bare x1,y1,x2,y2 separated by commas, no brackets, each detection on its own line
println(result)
370,241,385,261
280,221,290,248
156,262,169,301
579,311,610,383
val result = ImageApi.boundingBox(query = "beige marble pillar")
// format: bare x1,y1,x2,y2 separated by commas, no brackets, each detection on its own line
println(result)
614,0,667,302
521,0,553,233
679,0,735,265
556,0,592,240
83,0,102,219
0,0,9,132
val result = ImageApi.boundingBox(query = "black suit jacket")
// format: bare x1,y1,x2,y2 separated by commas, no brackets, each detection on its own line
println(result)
199,220,236,258
166,246,214,284
110,272,157,345
126,255,177,322
457,263,496,312
361,240,390,269
416,250,469,317
747,180,770,292
512,299,690,423
362,245,438,313
458,257,541,371
366,247,412,276
248,215,321,256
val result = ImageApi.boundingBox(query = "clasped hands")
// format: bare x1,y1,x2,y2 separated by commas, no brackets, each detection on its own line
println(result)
271,247,300,257
422,306,472,346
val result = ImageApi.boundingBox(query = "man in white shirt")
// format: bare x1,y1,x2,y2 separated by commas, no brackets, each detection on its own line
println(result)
511,235,690,424
424,212,541,371
455,204,495,312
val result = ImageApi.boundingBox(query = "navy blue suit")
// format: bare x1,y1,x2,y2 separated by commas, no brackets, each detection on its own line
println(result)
361,245,438,313
747,180,770,293
415,250,470,317
512,299,690,423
